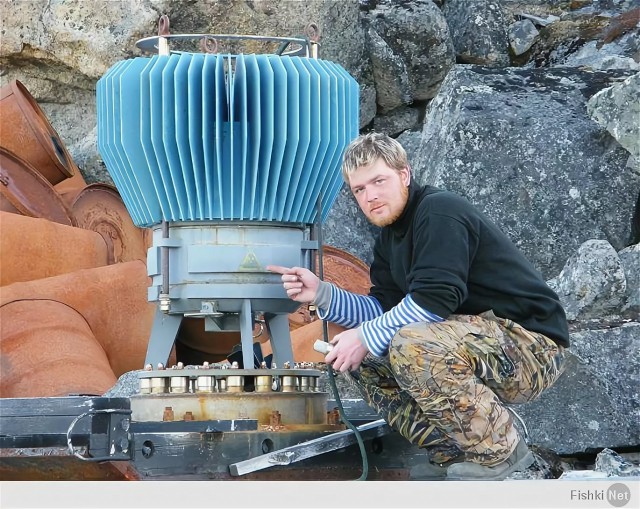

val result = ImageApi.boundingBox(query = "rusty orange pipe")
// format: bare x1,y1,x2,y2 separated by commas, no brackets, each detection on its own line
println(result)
0,300,117,398
0,211,110,286
1,261,157,379
260,320,346,363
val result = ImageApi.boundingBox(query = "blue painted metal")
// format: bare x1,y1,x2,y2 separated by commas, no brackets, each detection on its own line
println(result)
97,53,359,226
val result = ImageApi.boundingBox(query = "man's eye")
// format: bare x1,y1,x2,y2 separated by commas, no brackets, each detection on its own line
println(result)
354,188,363,194
375,179,385,185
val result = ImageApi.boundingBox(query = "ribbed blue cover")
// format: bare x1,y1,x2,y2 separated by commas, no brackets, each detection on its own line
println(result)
97,54,359,226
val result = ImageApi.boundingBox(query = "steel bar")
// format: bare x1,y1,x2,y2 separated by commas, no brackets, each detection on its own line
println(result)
228,418,391,476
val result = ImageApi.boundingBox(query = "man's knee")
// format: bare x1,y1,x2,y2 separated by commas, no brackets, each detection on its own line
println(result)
389,320,460,358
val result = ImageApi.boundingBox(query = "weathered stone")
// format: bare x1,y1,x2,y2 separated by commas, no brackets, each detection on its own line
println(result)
363,0,455,108
588,71,640,159
396,129,424,169
594,448,640,477
324,186,380,265
365,26,412,112
442,0,511,66
413,65,640,277
529,17,612,67
67,126,112,185
618,243,640,318
514,323,640,454
509,19,540,56
372,106,421,136
559,36,640,71
547,240,626,321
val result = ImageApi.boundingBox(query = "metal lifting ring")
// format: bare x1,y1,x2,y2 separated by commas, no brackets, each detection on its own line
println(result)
158,15,170,36
305,23,321,43
199,36,218,54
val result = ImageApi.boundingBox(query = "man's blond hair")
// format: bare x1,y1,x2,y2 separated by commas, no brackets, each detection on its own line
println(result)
341,133,409,182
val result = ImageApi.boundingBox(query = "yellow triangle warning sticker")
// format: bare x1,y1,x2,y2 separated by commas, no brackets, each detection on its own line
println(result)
238,251,262,271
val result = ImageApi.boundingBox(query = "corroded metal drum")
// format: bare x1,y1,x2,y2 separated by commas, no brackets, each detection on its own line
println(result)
0,148,75,226
0,212,110,286
62,183,149,264
0,80,76,185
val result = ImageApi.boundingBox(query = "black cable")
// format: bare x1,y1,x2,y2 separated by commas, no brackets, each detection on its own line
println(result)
315,197,369,481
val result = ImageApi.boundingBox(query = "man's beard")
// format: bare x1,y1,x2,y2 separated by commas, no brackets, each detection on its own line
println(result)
368,185,409,227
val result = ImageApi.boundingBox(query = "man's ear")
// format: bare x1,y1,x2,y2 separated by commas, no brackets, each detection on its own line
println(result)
400,166,411,186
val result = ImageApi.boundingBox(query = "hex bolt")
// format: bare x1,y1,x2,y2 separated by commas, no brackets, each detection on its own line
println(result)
270,410,282,427
169,376,189,393
118,437,130,453
163,406,174,421
299,376,310,392
255,375,273,392
231,361,239,369
327,408,341,425
281,375,297,392
183,411,195,421
157,363,165,370
217,377,227,392
177,362,184,369
150,376,167,394
227,375,244,392
139,377,151,395
196,375,214,393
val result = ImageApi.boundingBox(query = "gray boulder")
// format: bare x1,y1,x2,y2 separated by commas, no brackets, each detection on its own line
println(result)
547,240,626,321
618,243,640,318
324,186,380,265
442,0,511,66
413,65,640,277
509,19,540,56
515,323,640,454
559,38,640,71
363,0,455,112
372,106,421,136
588,71,640,160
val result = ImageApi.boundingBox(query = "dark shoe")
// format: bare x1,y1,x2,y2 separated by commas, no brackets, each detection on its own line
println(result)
446,440,535,481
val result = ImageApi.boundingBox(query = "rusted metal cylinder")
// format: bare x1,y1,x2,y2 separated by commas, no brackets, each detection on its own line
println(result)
53,168,87,196
261,320,347,363
59,183,149,264
1,260,158,378
0,148,75,226
0,300,117,398
0,80,77,185
0,211,110,286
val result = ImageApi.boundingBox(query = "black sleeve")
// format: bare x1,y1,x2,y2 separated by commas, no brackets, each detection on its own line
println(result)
368,234,406,312
408,198,479,319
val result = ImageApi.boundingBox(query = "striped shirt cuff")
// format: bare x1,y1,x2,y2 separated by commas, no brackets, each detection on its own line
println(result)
317,284,384,328
360,294,443,357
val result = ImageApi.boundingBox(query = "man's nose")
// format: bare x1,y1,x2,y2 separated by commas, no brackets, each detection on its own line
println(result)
366,186,378,202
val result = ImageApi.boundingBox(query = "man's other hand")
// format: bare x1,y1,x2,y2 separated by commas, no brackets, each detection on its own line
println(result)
325,328,369,373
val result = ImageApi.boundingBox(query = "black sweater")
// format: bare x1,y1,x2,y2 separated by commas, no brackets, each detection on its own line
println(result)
368,181,570,347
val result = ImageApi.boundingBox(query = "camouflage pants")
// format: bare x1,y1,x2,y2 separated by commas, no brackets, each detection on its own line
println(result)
346,312,566,466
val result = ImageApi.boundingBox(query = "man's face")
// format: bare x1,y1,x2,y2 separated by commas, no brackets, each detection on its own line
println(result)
348,158,411,227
